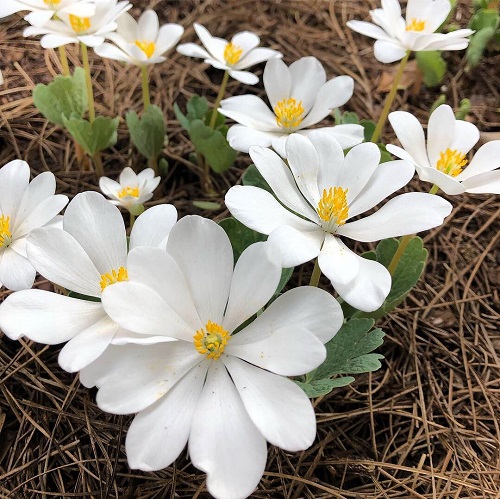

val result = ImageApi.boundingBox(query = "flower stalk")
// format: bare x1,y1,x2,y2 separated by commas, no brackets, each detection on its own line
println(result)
209,70,229,129
141,65,150,109
58,45,70,76
309,258,322,287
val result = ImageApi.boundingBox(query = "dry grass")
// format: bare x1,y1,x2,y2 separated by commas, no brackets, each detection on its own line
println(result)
1,0,499,497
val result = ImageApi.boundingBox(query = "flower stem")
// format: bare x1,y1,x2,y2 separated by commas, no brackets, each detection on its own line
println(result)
141,65,150,109
371,50,411,144
387,234,412,276
209,70,229,129
80,42,95,123
429,184,440,195
130,212,135,230
92,153,104,177
309,258,322,287
58,45,70,76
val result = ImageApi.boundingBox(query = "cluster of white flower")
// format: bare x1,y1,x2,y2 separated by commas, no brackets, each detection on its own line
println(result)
1,1,499,498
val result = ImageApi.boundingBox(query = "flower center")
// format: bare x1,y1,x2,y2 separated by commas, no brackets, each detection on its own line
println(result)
0,216,12,250
274,97,305,131
224,42,243,65
317,187,349,230
135,40,156,58
436,149,468,177
193,320,230,360
69,15,91,34
406,18,426,32
100,267,128,291
118,186,140,199
44,0,62,6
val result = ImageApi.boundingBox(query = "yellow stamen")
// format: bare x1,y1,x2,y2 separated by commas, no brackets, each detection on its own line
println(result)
193,320,230,360
135,40,156,58
69,15,91,34
406,18,426,32
100,267,128,291
44,0,62,6
0,216,12,249
317,187,349,227
224,42,243,65
118,186,140,199
274,97,305,130
436,149,468,177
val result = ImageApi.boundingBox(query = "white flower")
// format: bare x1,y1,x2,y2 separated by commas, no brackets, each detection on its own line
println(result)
95,10,184,66
346,0,473,63
176,23,282,85
79,215,343,499
0,0,96,27
388,105,500,195
225,133,453,312
0,160,68,291
23,0,131,49
218,57,364,157
99,167,160,213
0,191,178,372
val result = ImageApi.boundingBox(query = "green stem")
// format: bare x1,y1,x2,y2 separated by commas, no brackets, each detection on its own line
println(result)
371,50,411,144
141,65,150,109
130,212,135,230
92,153,104,177
149,155,159,176
429,184,440,195
309,258,322,287
58,45,70,76
80,42,95,122
387,234,413,276
209,70,230,129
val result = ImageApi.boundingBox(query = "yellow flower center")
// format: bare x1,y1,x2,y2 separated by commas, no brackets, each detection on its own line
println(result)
44,0,62,6
274,97,305,130
406,18,426,32
0,216,12,250
193,320,230,360
135,40,156,58
436,149,468,177
118,186,140,199
100,267,128,291
224,42,243,65
69,15,91,34
317,187,349,228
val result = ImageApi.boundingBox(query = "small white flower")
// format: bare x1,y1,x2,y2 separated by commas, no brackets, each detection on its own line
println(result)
0,191,178,372
225,133,453,312
23,0,131,49
0,160,68,291
99,167,161,214
176,23,282,85
95,10,184,66
79,215,343,499
347,0,473,63
388,105,500,195
218,57,364,157
0,0,96,27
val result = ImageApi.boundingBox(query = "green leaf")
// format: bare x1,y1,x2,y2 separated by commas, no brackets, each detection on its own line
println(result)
295,377,355,398
466,26,497,67
455,98,471,120
275,267,294,296
206,109,226,130
340,111,360,124
62,115,119,156
67,291,101,302
430,94,447,114
311,319,385,380
360,119,376,142
33,67,87,126
187,95,209,121
173,102,190,131
470,9,499,31
242,164,273,193
218,217,266,261
189,119,237,173
159,158,169,176
192,200,221,211
378,144,393,163
126,105,165,160
416,51,447,87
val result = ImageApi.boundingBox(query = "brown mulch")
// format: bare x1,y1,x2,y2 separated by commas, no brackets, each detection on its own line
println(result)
1,0,500,497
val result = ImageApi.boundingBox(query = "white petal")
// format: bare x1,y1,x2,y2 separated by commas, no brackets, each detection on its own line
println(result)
449,120,479,155
95,42,133,63
0,289,105,343
27,227,102,297
63,192,127,275
0,248,35,291
119,166,137,186
339,192,453,241
58,315,118,372
373,40,407,63
193,23,226,62
189,363,267,499
176,42,210,59
458,141,500,180
463,171,500,194
155,24,184,54
318,235,360,286
228,69,259,85
427,105,455,168
226,125,277,152
14,171,57,224
0,160,29,223
99,176,121,199
289,57,326,114
231,31,260,56
138,10,159,41
126,363,206,471
416,165,465,194
388,111,431,169
303,124,364,149
219,95,277,131
238,47,282,68
129,204,177,251
223,243,281,332
38,34,78,49
346,20,393,41
224,356,316,451
263,57,291,110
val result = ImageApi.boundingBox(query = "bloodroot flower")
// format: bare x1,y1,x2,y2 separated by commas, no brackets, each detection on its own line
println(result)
219,57,363,157
0,192,177,372
80,216,343,499
388,105,500,195
99,167,161,215
176,23,282,85
347,0,473,63
225,133,453,312
0,160,68,291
